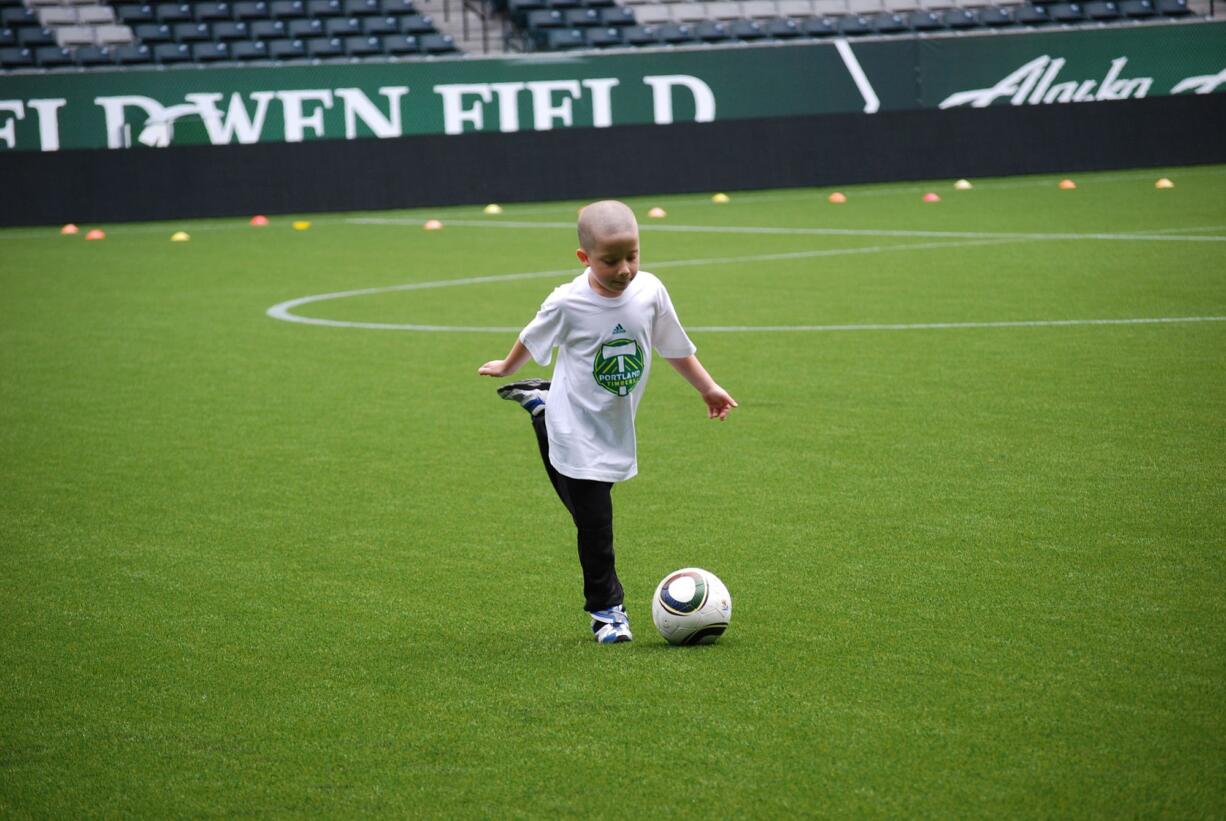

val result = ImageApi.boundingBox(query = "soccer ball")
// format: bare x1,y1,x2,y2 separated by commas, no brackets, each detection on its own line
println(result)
651,567,732,645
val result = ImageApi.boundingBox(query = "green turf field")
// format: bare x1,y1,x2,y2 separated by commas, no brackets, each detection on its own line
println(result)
2,165,1225,816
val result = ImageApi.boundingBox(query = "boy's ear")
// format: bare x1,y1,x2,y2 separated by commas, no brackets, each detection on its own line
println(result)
576,248,589,265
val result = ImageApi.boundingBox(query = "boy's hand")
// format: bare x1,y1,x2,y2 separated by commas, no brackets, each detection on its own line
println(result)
702,385,738,421
478,360,509,377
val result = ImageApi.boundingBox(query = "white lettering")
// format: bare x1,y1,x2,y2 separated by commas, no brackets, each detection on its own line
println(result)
185,91,274,144
94,95,168,148
582,78,619,128
434,83,492,135
642,75,716,125
0,100,23,149
275,89,332,142
27,98,65,151
527,80,582,131
335,86,408,139
490,82,524,132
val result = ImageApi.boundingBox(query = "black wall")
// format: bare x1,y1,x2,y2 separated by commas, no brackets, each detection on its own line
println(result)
3,93,1224,227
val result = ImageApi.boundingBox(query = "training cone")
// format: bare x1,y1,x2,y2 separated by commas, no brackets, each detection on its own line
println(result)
1058,179,1077,190
423,219,443,231
483,203,503,215
828,192,847,204
922,192,941,203
60,223,79,235
170,231,190,242
292,220,311,231
711,193,730,204
250,215,269,226
1155,178,1175,189
953,179,973,190
647,207,667,218
84,229,106,240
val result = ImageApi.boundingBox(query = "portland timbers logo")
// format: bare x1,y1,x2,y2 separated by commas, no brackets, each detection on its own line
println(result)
593,334,643,397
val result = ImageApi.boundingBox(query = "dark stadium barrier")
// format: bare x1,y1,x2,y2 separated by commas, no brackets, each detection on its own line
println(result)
2,92,1224,226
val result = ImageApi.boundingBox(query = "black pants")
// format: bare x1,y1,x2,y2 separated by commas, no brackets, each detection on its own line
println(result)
532,414,624,612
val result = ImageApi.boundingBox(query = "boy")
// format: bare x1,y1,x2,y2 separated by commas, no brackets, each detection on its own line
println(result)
477,200,736,643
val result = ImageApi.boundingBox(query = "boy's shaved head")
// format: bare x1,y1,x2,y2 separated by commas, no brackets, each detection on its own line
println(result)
577,200,638,251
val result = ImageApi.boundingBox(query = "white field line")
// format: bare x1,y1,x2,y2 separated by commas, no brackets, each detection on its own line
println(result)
347,217,1226,243
266,236,1226,333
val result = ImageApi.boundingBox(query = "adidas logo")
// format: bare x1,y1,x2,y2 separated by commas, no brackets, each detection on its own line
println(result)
612,323,626,335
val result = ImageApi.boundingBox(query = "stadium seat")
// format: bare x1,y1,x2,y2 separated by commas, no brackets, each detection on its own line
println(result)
380,0,415,12
564,7,601,24
763,16,801,36
541,26,581,47
35,44,72,65
79,5,115,24
134,21,171,40
586,0,618,8
979,5,1013,24
632,4,671,22
325,15,362,34
116,3,156,22
527,7,563,25
270,0,307,17
344,32,381,52
38,7,78,26
156,3,194,22
847,0,880,11
656,21,695,40
75,44,114,64
777,0,813,14
399,12,435,31
508,0,546,22
0,45,33,66
55,25,94,46
801,15,835,34
0,27,14,46
1047,2,1084,20
1016,3,1050,22
307,0,344,15
1,6,35,26
96,24,135,43
837,13,871,32
705,1,740,18
344,0,381,13
1083,0,1119,17
194,2,233,20
729,18,765,37
173,22,212,40
694,19,728,39
811,0,846,15
669,3,706,21
305,35,343,55
232,0,270,17
420,31,456,50
361,14,398,31
267,36,306,56
544,0,582,9
230,38,269,57
250,19,287,36
17,26,56,46
621,23,658,42
742,0,779,17
1156,0,1188,13
286,17,323,35
1118,0,1154,15
212,20,250,38
153,41,190,61
942,7,978,26
871,11,906,30
598,6,635,23
381,32,419,51
112,42,153,62
583,24,621,44
192,40,230,60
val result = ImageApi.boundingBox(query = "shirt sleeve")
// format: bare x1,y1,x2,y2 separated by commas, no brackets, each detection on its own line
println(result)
519,288,566,366
652,282,697,359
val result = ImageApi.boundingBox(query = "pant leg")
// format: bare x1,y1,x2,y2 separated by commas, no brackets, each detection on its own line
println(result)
532,414,624,612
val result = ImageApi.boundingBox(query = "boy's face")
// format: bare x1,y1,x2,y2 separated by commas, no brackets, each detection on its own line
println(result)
577,231,639,297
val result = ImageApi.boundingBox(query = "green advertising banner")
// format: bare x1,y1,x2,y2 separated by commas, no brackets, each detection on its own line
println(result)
0,21,1222,152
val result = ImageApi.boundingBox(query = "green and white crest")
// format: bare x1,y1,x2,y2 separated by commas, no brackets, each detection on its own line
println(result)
592,337,644,396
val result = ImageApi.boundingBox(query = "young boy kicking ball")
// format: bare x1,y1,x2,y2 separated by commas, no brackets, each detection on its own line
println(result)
477,200,737,643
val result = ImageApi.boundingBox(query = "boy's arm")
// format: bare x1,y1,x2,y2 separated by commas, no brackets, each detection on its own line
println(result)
665,355,738,421
478,339,533,378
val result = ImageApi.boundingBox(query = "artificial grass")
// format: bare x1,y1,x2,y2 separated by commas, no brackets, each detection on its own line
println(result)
1,165,1224,816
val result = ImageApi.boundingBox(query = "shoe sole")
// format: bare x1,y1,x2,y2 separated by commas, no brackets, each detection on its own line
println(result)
497,379,550,399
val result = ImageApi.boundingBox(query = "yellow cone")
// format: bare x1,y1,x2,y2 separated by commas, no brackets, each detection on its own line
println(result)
953,179,973,190
170,231,190,242
483,204,503,215
423,219,443,231
827,192,847,204
1058,179,1077,190
292,220,311,230
711,193,730,204
1155,178,1174,189
647,207,667,218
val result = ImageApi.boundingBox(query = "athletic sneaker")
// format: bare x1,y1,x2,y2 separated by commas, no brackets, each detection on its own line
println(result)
590,605,633,643
497,378,550,416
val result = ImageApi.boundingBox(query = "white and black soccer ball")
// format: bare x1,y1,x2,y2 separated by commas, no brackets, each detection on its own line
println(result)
651,567,732,645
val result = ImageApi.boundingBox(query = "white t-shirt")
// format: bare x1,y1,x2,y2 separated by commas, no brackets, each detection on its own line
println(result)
519,269,697,483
